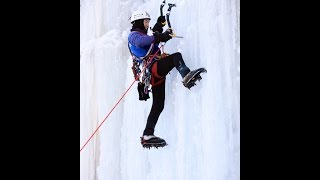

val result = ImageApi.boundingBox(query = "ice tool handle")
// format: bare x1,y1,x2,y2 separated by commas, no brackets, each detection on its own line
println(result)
165,3,183,38
166,3,176,30
160,0,166,16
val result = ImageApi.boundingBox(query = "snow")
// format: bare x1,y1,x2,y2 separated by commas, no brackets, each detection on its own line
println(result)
80,0,240,179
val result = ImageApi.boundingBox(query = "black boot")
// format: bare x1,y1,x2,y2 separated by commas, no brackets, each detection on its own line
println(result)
182,68,207,89
140,135,167,149
177,64,190,78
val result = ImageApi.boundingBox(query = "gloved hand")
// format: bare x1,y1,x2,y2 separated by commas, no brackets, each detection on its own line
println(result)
152,16,166,33
157,16,166,26
153,30,172,43
166,28,173,34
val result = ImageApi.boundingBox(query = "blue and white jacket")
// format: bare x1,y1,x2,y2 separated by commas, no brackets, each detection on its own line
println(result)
128,31,160,63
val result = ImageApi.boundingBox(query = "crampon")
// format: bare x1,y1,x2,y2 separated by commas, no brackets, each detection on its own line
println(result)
140,136,168,149
183,68,207,89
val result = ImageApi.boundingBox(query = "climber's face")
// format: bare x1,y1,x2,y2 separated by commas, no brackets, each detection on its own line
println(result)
143,19,150,30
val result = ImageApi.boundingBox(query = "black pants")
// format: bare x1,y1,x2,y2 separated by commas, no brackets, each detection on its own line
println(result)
143,52,186,135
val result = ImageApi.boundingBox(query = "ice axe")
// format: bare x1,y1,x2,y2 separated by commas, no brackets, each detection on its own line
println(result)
160,0,167,26
166,3,183,38
166,3,176,30
160,0,166,16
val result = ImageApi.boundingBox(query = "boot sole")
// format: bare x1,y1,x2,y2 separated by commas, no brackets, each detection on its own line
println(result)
183,68,207,89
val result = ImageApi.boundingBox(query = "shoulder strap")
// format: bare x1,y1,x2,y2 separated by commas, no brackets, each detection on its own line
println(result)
128,31,155,61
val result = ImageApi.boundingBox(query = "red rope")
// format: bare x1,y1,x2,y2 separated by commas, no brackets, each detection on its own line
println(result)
80,45,163,153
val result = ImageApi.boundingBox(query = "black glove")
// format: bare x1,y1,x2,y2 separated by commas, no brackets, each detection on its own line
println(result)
152,16,166,33
157,16,166,26
153,31,172,43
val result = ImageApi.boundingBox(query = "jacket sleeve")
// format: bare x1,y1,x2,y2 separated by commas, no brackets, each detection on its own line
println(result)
128,32,155,47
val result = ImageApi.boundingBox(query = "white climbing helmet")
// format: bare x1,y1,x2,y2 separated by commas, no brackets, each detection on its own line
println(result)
130,10,151,23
